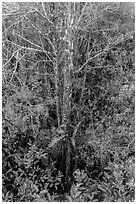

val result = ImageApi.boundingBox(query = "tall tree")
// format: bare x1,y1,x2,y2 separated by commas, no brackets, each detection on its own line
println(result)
2,2,135,198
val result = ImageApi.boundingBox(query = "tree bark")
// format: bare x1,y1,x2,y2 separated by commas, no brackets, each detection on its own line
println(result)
62,3,74,128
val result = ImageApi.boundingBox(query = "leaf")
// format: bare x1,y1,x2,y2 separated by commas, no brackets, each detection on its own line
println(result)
70,185,76,199
49,183,53,188
102,176,108,183
104,171,111,180
75,191,82,198
48,135,65,147
79,186,86,191
87,193,95,201
76,183,82,189
34,198,47,202
57,129,65,134
66,195,72,202
46,192,51,201
104,166,112,172
81,172,87,180
97,185,107,194
44,183,49,189
89,184,96,191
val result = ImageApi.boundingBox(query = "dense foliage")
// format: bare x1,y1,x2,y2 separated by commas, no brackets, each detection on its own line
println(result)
2,2,135,202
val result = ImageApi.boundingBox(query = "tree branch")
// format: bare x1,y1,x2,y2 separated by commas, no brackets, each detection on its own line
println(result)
75,31,134,73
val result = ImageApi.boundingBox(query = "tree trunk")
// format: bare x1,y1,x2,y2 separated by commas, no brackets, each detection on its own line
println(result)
62,3,74,128
53,3,74,130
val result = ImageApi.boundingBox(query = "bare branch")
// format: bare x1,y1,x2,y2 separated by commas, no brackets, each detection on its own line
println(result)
2,10,33,34
3,48,22,68
14,32,43,50
4,39,53,61
24,16,56,54
39,32,44,50
9,51,19,83
75,31,134,73
75,45,110,73
35,6,53,25
72,120,83,139
75,3,88,28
